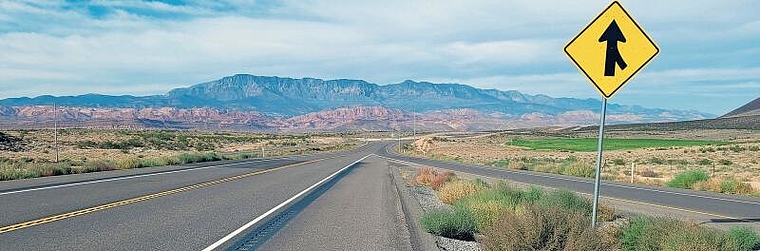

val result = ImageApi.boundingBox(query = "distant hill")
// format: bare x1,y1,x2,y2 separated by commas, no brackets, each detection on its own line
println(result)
572,98,760,132
721,97,760,118
0,74,715,131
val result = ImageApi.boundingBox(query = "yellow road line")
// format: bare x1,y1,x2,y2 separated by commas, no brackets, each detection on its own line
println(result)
0,159,323,235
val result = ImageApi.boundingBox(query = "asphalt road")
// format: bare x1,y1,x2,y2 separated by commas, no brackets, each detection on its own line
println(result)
2,140,759,250
0,142,384,250
378,143,760,222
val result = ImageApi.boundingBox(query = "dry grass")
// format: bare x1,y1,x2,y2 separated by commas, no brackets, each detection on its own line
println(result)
413,166,455,190
437,179,486,204
693,177,756,195
479,206,617,251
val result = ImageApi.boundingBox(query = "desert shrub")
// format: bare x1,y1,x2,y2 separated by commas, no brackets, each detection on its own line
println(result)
749,146,760,151
0,167,39,181
612,159,626,165
479,207,614,251
596,203,618,222
178,152,223,164
649,157,665,165
490,159,510,168
536,190,593,216
36,163,72,177
455,186,523,229
507,161,525,170
729,227,760,251
438,179,487,204
662,226,740,251
116,158,140,169
414,167,455,190
136,158,165,168
620,217,684,251
420,207,477,240
431,171,456,190
461,200,509,231
697,159,713,165
533,163,563,174
667,170,710,189
523,186,544,203
414,167,435,186
730,145,747,152
639,169,660,178
82,160,118,172
666,159,689,165
720,178,755,194
561,161,595,178
163,156,181,165
719,159,733,165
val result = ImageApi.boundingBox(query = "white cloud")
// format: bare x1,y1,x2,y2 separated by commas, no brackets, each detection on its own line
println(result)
0,0,757,115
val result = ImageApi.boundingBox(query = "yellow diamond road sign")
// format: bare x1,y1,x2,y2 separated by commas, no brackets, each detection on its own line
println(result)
564,1,659,99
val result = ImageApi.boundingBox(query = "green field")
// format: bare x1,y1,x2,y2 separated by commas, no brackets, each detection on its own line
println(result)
510,138,727,152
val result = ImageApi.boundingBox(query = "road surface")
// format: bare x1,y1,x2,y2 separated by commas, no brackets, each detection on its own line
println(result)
1,141,758,250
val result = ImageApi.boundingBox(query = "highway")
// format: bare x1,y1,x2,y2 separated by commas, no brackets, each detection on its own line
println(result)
0,141,758,250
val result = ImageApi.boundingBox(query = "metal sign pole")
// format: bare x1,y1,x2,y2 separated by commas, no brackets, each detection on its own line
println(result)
591,98,607,228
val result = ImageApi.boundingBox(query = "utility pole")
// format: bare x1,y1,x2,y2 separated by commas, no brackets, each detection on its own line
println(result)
412,106,416,138
395,112,401,152
54,103,59,163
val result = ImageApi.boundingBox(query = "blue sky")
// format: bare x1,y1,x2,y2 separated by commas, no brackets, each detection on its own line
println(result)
0,0,758,115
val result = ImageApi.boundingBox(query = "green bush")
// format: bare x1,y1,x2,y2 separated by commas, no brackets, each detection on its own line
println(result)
729,227,760,251
420,207,477,240
719,159,733,165
620,217,684,251
662,226,740,251
667,170,710,189
536,190,593,216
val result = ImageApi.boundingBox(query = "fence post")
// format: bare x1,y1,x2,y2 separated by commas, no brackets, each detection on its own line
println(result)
631,162,635,183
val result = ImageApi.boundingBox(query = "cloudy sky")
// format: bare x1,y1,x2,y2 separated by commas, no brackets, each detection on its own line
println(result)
0,0,758,115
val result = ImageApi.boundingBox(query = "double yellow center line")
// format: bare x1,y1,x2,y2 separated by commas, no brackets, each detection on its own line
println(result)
0,159,323,235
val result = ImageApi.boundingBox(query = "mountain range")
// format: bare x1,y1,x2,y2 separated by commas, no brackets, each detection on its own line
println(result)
0,74,715,131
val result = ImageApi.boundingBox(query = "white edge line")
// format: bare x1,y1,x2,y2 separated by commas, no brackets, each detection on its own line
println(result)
383,146,760,206
201,154,371,251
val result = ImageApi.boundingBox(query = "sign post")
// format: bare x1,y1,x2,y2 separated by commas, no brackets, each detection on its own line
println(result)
564,1,659,227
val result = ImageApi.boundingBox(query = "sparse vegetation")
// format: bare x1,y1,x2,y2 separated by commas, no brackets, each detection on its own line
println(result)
0,129,357,181
414,169,760,250
667,170,710,189
619,217,759,251
694,177,755,195
511,138,726,152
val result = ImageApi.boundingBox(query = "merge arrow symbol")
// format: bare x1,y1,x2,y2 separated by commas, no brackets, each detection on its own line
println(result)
599,20,627,76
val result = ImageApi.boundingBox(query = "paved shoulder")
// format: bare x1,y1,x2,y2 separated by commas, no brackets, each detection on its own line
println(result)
256,156,414,251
